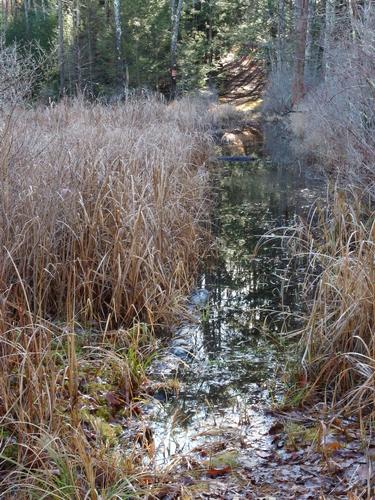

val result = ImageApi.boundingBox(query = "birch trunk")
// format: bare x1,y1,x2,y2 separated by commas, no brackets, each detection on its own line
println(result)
276,0,285,71
114,0,128,91
74,0,81,90
170,0,183,100
305,0,316,81
323,0,335,78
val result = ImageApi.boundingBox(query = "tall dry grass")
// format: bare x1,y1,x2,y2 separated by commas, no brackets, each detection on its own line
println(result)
0,97,213,496
0,97,212,329
295,191,375,426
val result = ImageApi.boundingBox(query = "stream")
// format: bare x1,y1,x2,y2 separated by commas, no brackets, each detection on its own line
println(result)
145,147,324,470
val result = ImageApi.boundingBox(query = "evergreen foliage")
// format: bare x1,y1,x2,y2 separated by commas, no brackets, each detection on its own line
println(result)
0,0,287,98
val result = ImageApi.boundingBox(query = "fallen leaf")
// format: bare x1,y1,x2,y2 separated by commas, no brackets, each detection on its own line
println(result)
138,474,155,485
206,466,232,478
269,422,284,435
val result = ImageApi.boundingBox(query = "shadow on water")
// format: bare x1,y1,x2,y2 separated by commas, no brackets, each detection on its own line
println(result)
146,145,324,465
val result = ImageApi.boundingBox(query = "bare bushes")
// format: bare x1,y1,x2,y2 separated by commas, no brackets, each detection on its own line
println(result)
272,15,375,424
0,42,45,106
290,16,375,199
0,98,213,329
262,66,293,115
296,192,375,422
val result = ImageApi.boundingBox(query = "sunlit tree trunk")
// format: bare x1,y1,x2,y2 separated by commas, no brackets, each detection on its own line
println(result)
74,0,82,91
58,0,65,95
170,0,183,100
114,0,128,92
292,0,309,105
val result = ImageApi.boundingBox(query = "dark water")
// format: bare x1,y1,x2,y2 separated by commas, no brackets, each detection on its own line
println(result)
146,156,323,465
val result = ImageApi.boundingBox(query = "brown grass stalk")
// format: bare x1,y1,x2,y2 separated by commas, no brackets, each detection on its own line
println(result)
296,190,375,427
0,96,213,496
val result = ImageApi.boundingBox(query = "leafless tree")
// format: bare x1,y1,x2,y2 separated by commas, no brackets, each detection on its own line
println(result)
0,42,43,106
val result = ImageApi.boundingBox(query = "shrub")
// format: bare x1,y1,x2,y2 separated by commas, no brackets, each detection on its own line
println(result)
289,15,375,200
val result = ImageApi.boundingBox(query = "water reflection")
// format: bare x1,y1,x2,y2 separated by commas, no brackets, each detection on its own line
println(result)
147,158,323,464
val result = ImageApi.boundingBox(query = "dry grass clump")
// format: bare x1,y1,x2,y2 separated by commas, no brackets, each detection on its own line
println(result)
296,191,375,423
0,97,213,329
209,103,246,130
0,96,213,496
280,14,375,428
0,320,156,497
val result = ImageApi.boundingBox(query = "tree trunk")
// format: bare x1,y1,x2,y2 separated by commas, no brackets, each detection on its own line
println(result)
114,0,128,92
58,0,65,95
305,0,316,82
24,0,30,37
323,0,335,78
208,0,213,65
292,0,309,106
276,0,285,71
348,0,360,39
74,0,82,91
170,0,183,100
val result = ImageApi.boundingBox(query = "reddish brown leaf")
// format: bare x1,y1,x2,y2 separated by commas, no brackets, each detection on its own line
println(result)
206,466,232,478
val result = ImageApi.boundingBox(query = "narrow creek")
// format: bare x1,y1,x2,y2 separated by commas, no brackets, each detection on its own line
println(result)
145,138,324,470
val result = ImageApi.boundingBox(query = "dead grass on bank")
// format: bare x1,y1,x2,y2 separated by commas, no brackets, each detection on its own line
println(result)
294,191,375,427
0,97,213,496
0,97,212,328
261,14,375,439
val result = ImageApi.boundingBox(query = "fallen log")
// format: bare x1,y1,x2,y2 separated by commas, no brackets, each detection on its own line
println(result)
214,155,256,162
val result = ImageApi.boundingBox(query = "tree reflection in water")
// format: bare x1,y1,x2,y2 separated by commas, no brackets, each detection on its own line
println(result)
149,159,324,463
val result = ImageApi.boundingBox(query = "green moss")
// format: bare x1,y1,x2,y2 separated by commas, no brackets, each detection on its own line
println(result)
284,422,319,450
80,409,122,446
95,406,112,420
2,443,18,460
208,450,239,469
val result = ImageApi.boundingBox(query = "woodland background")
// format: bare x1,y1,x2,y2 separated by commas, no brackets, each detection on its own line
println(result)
2,0,371,103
